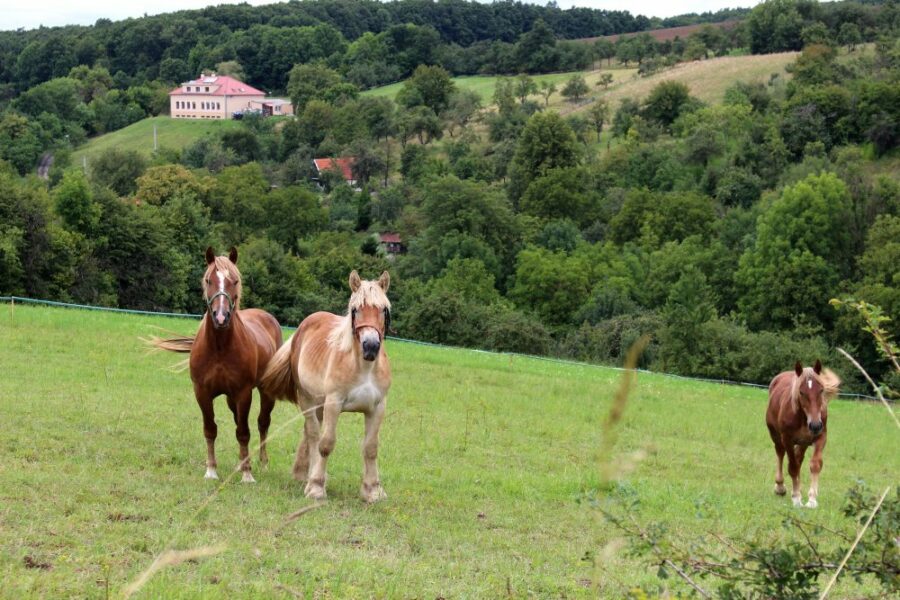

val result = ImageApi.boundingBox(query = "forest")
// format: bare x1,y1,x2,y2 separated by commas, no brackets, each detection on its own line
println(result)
0,0,898,392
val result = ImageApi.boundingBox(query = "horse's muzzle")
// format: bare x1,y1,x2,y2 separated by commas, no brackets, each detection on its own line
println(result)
809,420,823,435
362,339,380,361
212,310,231,329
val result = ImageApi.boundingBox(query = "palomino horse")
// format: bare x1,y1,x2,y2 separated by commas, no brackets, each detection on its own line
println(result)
261,270,392,503
765,360,840,508
151,247,283,482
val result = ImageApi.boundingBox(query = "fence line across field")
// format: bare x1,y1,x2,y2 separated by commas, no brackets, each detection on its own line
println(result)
2,295,882,402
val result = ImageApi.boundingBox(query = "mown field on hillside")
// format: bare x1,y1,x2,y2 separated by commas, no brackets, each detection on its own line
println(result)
70,117,242,167
0,303,895,597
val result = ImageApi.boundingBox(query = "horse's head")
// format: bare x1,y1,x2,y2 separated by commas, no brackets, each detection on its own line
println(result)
348,270,391,362
203,246,242,330
792,359,833,435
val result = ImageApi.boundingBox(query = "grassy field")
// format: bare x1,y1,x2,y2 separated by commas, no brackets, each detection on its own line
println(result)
70,116,241,167
0,303,895,598
361,70,636,105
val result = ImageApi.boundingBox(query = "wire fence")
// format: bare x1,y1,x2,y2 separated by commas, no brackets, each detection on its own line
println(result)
2,295,883,401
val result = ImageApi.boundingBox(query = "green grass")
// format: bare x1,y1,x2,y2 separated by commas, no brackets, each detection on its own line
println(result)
1,303,896,597
362,71,607,104
70,116,241,167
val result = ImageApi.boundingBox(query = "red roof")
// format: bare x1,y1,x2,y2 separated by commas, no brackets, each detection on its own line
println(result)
313,157,355,181
379,233,402,244
169,75,265,96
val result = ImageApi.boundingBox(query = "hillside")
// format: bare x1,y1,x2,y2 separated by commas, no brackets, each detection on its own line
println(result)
70,116,242,167
579,19,741,43
0,303,894,597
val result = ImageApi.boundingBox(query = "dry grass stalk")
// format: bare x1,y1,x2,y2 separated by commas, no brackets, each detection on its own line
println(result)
123,544,226,599
837,348,900,430
598,335,649,481
818,485,891,599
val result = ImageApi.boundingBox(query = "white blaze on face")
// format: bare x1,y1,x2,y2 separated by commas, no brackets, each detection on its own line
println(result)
214,270,228,322
808,380,812,389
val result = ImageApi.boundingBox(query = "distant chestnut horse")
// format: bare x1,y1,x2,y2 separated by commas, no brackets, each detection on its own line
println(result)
261,270,392,503
766,360,840,508
151,247,282,482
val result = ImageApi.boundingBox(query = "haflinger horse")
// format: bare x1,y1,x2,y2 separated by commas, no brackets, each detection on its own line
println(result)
151,247,283,483
766,360,840,508
260,270,392,503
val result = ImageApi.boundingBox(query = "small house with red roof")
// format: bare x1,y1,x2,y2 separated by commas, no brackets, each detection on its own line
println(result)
313,157,357,187
169,73,293,120
379,232,405,255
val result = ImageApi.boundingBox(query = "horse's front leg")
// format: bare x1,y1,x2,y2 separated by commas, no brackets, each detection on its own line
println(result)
305,394,341,500
806,433,826,508
782,434,804,507
229,387,255,483
193,383,219,480
360,399,387,504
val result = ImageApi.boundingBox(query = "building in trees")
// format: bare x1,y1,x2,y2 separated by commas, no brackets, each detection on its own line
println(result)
169,73,292,119
313,157,358,188
378,232,405,255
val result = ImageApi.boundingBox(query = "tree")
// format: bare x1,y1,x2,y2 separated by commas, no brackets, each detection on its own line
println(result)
54,169,100,235
538,80,557,107
747,0,806,54
444,90,481,137
287,63,342,112
397,65,456,114
838,22,862,51
516,18,558,72
596,72,613,90
514,74,537,104
135,164,212,206
90,148,148,196
594,39,615,66
215,60,246,81
507,111,580,203
608,189,717,246
611,97,640,137
520,167,599,227
399,106,443,145
736,172,853,330
560,75,589,103
587,100,609,142
509,247,591,326
0,113,42,176
642,81,695,128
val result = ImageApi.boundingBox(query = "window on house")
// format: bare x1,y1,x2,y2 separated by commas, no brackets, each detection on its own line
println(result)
192,102,196,109
205,87,209,92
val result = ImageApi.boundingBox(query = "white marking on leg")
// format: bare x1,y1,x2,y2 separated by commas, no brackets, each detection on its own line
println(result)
205,467,219,480
792,494,803,507
241,471,256,483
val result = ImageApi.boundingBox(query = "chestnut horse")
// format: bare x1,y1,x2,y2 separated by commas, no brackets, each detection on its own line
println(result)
151,247,283,482
261,270,392,503
765,360,840,508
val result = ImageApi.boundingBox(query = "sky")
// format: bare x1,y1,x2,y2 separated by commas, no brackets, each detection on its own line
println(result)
4,1,756,32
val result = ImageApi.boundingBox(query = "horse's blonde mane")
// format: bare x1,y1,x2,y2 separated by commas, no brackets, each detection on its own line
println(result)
791,367,841,408
327,280,391,353
203,256,242,310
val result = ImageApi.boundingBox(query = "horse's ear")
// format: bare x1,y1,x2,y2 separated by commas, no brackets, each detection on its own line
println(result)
349,270,362,292
229,246,238,265
205,246,215,265
813,359,822,374
378,271,391,293
794,361,803,377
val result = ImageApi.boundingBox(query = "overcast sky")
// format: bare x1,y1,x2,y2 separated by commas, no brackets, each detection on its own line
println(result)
5,1,756,32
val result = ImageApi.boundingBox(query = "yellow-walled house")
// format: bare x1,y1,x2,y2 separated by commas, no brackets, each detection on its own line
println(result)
169,73,293,119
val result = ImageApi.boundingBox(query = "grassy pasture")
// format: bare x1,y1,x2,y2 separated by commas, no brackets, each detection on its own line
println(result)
70,116,241,167
0,303,895,598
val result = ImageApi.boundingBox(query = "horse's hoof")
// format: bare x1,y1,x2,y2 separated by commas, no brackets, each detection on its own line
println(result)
806,498,818,509
204,468,219,480
774,484,786,496
304,482,326,500
241,471,256,484
792,496,803,508
361,483,387,504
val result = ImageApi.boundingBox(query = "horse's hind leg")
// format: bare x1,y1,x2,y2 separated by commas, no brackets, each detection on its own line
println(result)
258,392,275,468
305,393,341,500
229,387,255,483
194,384,218,480
360,400,387,504
768,425,786,496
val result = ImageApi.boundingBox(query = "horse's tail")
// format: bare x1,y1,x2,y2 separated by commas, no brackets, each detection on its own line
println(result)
821,368,841,401
260,337,295,400
145,335,195,353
